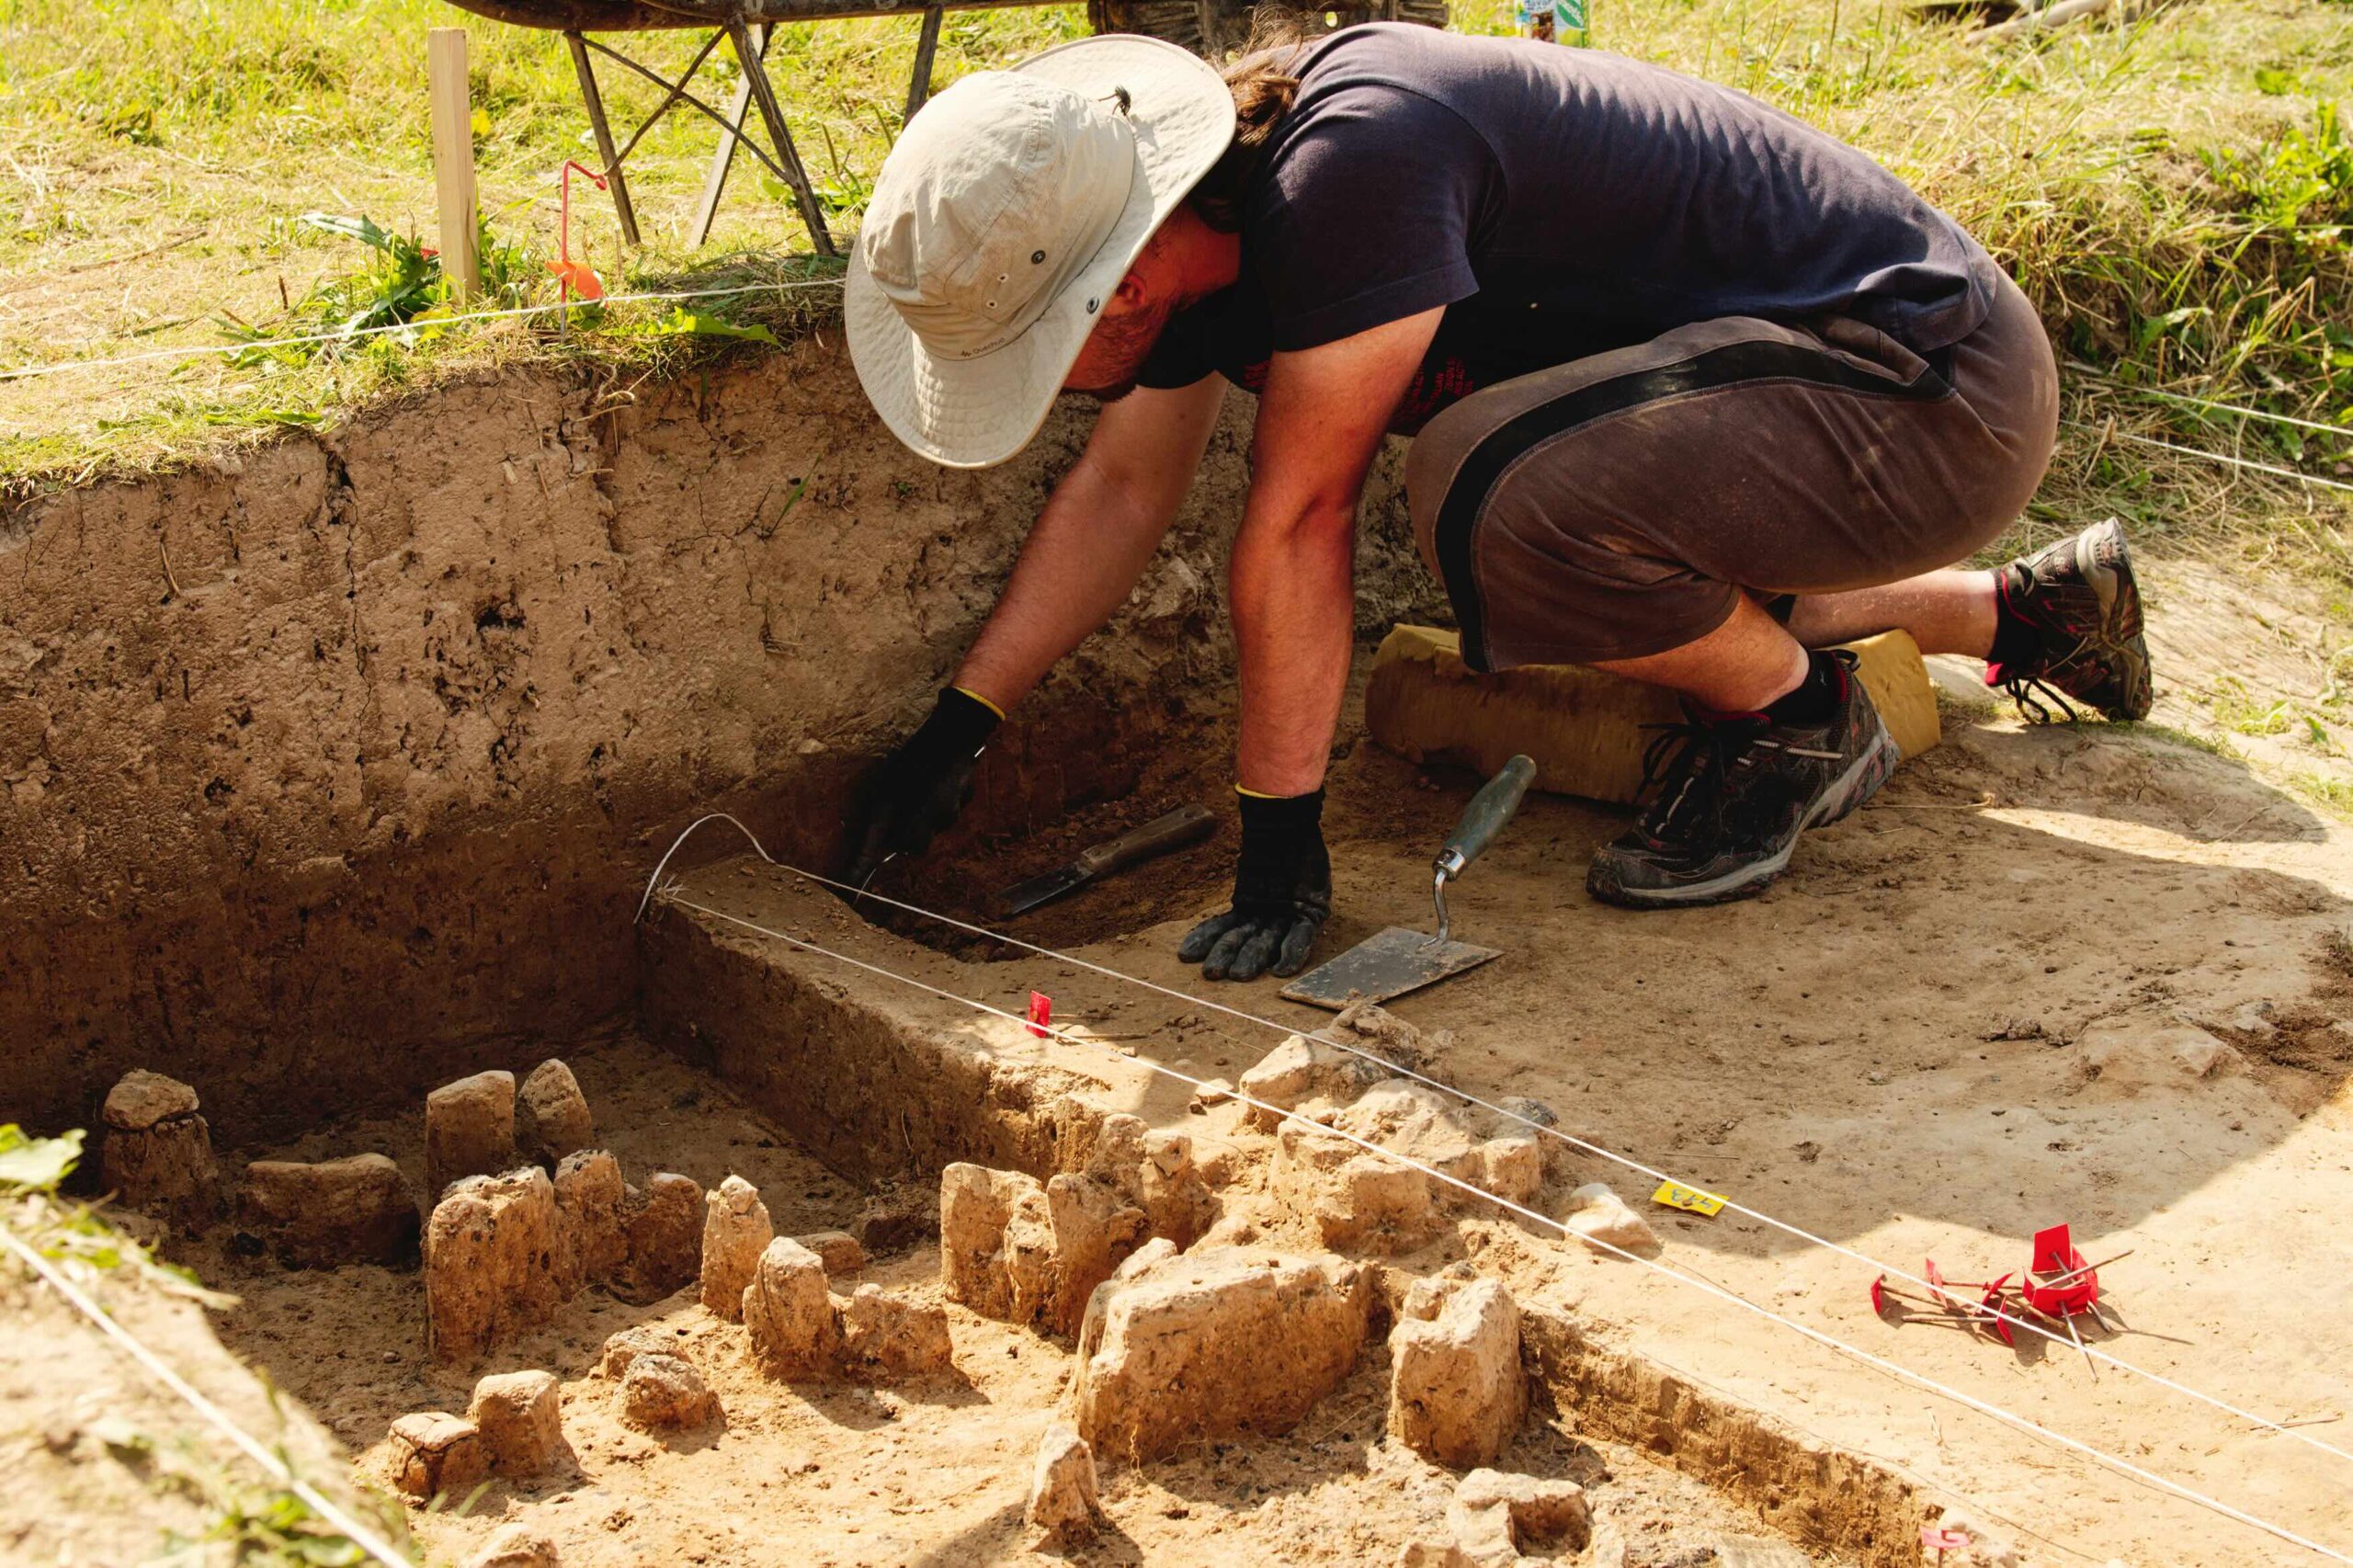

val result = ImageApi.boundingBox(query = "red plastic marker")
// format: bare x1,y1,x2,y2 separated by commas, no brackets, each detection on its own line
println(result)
1922,1525,1971,1561
1026,991,1051,1039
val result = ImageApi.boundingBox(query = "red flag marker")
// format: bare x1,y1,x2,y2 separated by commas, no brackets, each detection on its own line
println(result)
1026,992,1051,1039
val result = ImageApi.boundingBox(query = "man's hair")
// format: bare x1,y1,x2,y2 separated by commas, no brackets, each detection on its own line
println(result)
1189,8,1323,233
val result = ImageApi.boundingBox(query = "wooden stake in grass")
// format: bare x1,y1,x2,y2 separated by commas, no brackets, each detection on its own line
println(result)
426,27,482,305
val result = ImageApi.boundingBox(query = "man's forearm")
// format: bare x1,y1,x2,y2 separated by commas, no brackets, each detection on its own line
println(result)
1230,503,1358,797
953,453,1176,711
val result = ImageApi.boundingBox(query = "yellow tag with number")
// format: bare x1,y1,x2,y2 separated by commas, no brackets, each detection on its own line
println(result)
1652,1181,1725,1217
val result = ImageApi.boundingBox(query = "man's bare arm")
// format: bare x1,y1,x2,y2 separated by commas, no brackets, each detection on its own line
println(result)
1229,307,1444,794
954,376,1227,710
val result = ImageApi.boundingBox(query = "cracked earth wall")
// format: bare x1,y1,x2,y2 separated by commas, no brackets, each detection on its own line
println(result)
0,335,1440,1141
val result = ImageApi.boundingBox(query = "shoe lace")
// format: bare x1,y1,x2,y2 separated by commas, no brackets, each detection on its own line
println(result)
1636,714,1847,846
1999,672,2082,726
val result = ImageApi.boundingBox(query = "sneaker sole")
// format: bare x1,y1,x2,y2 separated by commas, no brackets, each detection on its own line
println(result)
2079,519,2154,721
1587,725,1899,909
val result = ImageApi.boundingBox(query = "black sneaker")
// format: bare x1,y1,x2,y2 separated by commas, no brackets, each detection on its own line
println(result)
1987,518,2153,722
1587,652,1898,909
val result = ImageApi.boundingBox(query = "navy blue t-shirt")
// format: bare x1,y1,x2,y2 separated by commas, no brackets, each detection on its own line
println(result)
1139,26,1998,432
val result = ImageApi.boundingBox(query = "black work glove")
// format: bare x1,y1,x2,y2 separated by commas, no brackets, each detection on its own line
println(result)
1177,790,1331,982
843,687,1002,885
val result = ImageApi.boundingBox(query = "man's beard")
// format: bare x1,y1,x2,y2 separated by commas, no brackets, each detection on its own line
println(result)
1065,294,1174,403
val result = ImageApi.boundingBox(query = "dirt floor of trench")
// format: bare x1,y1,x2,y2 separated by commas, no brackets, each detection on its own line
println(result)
172,1028,1856,1568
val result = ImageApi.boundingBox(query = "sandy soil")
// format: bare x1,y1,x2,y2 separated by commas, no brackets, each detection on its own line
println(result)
171,1032,1848,1568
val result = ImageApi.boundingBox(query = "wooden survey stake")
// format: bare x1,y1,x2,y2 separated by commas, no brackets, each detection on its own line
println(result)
426,28,482,304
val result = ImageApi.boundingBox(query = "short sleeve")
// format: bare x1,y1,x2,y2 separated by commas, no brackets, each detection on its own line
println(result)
1249,85,1496,353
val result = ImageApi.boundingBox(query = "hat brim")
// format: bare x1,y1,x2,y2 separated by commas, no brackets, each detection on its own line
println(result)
847,35,1235,470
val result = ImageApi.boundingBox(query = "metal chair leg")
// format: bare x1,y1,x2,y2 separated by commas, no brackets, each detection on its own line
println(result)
727,17,835,258
905,7,944,122
689,22,765,249
563,30,642,249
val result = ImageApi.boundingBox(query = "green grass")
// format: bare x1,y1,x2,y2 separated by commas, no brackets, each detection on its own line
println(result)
2,0,2350,553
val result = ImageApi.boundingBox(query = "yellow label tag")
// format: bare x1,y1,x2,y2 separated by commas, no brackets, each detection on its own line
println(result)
1652,1181,1725,1217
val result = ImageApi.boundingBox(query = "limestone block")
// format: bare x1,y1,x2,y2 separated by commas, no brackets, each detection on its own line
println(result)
552,1150,625,1294
940,1163,1042,1318
1000,1184,1062,1327
426,1169,564,1363
596,1324,676,1381
1562,1183,1661,1258
1474,1138,1543,1207
1389,1275,1525,1468
699,1176,773,1322
516,1060,594,1168
386,1411,488,1501
426,1071,517,1199
1317,1155,1438,1253
100,1071,221,1232
1041,1173,1150,1335
613,1172,702,1303
1240,1034,1390,1131
744,1237,841,1378
838,1285,955,1379
1140,1133,1216,1248
431,1182,550,1331
1070,1247,1370,1461
470,1524,562,1568
1026,1423,1100,1543
238,1154,418,1268
1449,1469,1589,1565
1333,1083,1487,1186
1366,623,1940,806
795,1229,868,1276
467,1370,564,1478
620,1352,718,1432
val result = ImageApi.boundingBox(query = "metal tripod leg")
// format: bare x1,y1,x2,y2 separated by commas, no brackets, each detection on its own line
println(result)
726,17,835,258
905,7,944,122
688,22,765,250
563,30,642,249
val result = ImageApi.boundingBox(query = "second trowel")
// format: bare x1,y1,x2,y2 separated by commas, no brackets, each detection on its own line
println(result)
994,802,1218,916
1279,754,1537,1010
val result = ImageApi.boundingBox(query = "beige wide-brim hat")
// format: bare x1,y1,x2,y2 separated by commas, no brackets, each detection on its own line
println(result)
846,36,1234,469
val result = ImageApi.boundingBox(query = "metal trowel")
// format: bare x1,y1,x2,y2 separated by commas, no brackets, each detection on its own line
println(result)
1279,754,1537,1010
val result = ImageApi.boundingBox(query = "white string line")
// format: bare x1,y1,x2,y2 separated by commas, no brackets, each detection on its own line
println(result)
2129,388,2353,442
653,887,2353,1567
633,813,2353,1467
0,1225,412,1567
0,277,846,383
2063,420,2353,494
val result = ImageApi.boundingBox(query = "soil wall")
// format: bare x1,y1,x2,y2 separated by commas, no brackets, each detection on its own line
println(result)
0,335,1442,1140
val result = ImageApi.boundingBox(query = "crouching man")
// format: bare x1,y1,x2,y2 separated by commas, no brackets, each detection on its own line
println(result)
837,24,2151,979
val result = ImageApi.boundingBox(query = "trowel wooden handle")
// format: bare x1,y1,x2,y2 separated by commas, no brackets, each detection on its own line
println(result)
1074,803,1216,875
1435,755,1536,879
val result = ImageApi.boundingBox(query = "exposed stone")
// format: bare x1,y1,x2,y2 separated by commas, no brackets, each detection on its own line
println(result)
743,1237,841,1378
466,1369,564,1478
1025,1422,1100,1543
1317,1154,1438,1253
515,1060,595,1167
838,1285,955,1379
426,1071,517,1199
699,1176,773,1322
938,1163,1047,1322
469,1524,562,1568
1070,1246,1370,1461
1449,1469,1589,1566
99,1071,220,1232
1473,1137,1543,1206
1240,1034,1391,1131
386,1411,488,1501
102,1069,199,1130
1188,1078,1234,1112
1713,1537,1814,1568
1040,1172,1150,1335
1561,1182,1660,1258
237,1153,418,1268
795,1229,868,1276
613,1171,702,1304
620,1352,718,1432
1332,1083,1486,1185
552,1150,626,1294
425,1169,563,1363
1138,1132,1216,1248
597,1324,677,1381
1389,1273,1525,1469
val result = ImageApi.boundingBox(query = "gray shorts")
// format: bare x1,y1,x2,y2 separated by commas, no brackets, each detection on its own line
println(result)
1404,273,2060,669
